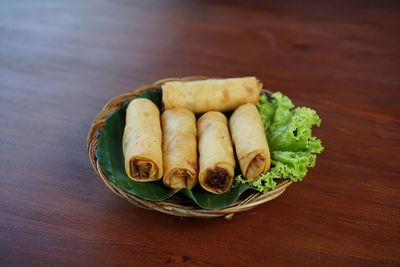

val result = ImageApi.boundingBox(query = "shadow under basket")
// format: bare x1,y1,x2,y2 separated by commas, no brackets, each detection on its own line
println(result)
86,76,292,219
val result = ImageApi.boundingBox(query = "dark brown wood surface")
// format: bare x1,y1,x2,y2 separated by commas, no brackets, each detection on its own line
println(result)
1,0,399,266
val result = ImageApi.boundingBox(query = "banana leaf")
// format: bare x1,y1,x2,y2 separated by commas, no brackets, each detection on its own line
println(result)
96,89,251,209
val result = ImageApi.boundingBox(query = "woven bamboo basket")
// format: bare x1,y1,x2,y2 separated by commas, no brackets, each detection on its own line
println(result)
87,76,292,219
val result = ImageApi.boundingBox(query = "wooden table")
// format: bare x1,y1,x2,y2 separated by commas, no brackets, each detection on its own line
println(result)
1,0,399,265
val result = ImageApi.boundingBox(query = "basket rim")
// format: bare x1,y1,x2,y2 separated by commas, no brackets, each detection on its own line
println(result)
87,77,292,219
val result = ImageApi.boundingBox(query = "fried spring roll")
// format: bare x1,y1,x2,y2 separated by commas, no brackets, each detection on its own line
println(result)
161,108,198,189
197,111,235,194
162,77,262,114
229,103,270,179
122,98,163,181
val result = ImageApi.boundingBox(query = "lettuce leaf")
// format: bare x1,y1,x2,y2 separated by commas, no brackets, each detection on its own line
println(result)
234,92,323,192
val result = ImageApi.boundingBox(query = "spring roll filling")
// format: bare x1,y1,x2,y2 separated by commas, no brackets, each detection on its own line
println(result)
169,169,193,188
131,159,156,179
246,154,266,179
205,167,230,192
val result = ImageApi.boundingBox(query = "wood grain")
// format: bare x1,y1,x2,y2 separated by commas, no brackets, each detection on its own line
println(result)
1,0,399,265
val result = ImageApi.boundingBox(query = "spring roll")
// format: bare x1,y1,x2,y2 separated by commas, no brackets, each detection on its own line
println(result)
122,98,163,182
229,103,271,179
197,111,236,194
161,108,198,190
162,77,262,114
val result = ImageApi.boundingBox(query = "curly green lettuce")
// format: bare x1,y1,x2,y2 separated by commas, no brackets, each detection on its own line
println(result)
235,92,323,193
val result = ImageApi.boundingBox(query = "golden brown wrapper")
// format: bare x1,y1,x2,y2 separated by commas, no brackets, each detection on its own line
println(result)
197,111,235,194
162,77,262,114
229,103,271,179
122,98,163,182
161,108,198,190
